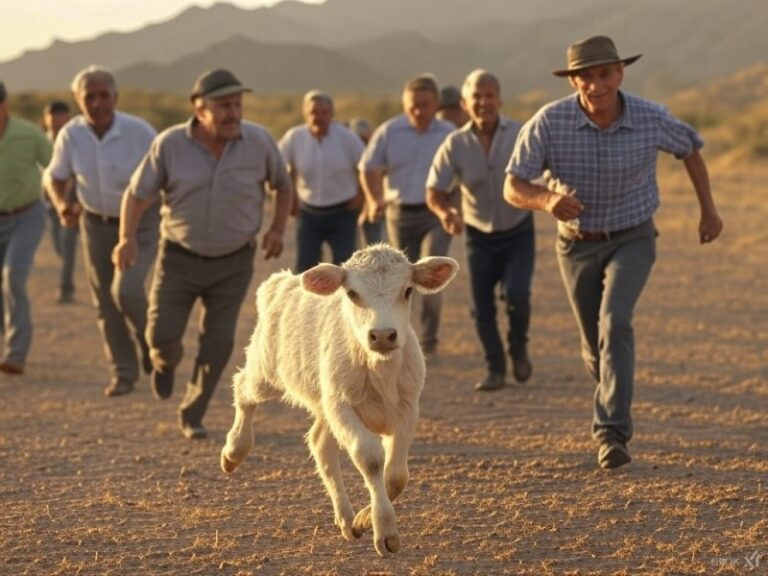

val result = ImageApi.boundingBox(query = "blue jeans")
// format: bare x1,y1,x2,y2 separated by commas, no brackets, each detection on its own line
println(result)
386,204,452,349
465,215,535,375
0,201,45,366
296,203,359,273
556,219,656,445
46,202,79,297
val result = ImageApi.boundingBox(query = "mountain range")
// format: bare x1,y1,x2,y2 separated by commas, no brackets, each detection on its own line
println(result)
2,0,767,98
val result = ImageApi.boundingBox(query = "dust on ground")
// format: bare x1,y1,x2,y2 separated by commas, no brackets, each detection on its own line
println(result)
1,168,766,575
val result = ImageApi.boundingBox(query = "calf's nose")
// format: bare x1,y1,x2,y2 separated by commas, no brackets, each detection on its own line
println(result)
368,328,398,350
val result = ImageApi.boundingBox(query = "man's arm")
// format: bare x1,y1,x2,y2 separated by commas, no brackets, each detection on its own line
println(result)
46,177,81,228
426,187,463,235
261,185,293,260
681,149,723,244
504,174,583,222
360,168,386,223
112,193,153,271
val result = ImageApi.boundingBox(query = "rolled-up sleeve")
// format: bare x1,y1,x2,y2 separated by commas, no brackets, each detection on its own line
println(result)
658,109,704,159
427,137,456,192
358,125,388,172
507,115,549,182
46,129,73,182
127,136,166,202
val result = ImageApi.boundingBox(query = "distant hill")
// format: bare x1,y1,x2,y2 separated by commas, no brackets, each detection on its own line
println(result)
1,0,767,97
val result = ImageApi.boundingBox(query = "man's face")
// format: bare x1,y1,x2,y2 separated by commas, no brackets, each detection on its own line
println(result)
44,111,71,139
195,93,243,142
568,63,624,117
461,79,501,128
304,99,333,137
76,78,117,135
403,89,438,132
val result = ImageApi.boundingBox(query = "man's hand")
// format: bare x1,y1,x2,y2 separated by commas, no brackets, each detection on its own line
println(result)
261,229,284,260
439,206,464,235
56,201,82,228
112,237,139,271
699,211,724,244
545,191,583,222
365,197,386,223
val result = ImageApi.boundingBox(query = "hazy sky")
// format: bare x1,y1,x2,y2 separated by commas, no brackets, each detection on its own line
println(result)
0,0,323,62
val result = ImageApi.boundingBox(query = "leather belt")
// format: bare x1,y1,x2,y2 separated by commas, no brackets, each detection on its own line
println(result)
84,210,120,224
397,203,428,213
165,239,253,260
0,200,38,217
564,224,640,243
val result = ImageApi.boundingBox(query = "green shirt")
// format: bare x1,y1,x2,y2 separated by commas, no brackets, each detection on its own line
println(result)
0,116,52,211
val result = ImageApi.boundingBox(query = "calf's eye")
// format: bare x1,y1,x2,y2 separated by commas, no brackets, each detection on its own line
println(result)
346,290,359,302
404,287,413,299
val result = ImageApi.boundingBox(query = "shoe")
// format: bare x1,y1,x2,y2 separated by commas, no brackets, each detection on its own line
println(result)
421,342,438,358
151,369,174,400
104,379,134,397
474,372,506,392
181,423,208,440
0,361,24,375
140,344,153,376
511,349,532,383
598,440,632,469
56,290,75,304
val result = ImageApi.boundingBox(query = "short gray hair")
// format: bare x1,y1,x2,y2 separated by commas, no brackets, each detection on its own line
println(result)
461,69,501,100
302,90,334,110
70,66,117,94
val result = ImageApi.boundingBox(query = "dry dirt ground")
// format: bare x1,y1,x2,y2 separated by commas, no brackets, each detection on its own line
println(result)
1,167,766,576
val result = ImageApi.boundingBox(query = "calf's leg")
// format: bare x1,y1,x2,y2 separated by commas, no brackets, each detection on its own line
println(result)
220,371,262,473
306,418,356,541
324,398,400,556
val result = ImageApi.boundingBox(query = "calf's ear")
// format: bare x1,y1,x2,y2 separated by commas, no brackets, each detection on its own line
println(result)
412,257,459,294
302,263,346,296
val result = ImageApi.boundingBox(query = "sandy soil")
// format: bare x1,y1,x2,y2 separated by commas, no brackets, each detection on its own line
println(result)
1,167,766,576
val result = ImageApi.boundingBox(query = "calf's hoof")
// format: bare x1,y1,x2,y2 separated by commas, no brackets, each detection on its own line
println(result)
374,533,401,556
220,450,240,474
352,505,372,537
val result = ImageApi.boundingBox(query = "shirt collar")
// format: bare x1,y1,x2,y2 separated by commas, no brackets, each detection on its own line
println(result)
572,91,634,132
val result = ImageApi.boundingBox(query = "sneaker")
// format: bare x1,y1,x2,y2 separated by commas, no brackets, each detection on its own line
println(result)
598,440,632,470
181,423,208,440
511,349,532,383
474,372,506,392
0,361,24,375
151,369,174,400
104,379,134,397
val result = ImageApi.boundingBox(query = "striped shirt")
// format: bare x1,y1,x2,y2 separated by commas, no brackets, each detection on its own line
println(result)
507,91,703,232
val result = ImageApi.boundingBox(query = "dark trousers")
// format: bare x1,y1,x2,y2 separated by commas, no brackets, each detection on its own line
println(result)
465,215,535,375
295,203,358,273
146,240,256,427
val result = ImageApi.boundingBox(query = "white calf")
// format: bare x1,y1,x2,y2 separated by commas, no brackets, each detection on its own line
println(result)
220,244,458,556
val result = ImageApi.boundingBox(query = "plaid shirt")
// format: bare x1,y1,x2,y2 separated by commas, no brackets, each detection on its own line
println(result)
507,91,703,232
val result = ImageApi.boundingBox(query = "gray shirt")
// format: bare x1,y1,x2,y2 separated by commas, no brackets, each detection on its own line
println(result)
359,115,453,205
427,116,530,233
127,118,290,257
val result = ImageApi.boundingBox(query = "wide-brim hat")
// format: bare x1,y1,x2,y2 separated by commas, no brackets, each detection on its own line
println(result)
552,35,641,77
190,69,252,101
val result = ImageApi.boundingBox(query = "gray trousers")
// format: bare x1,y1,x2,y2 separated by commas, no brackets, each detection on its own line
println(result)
556,219,656,444
0,201,45,366
386,204,452,349
81,208,159,384
146,240,256,427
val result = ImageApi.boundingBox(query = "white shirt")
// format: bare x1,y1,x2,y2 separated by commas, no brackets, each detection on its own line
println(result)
278,122,364,207
47,111,156,217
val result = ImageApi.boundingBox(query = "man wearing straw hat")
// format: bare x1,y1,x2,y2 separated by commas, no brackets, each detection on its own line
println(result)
505,36,723,469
